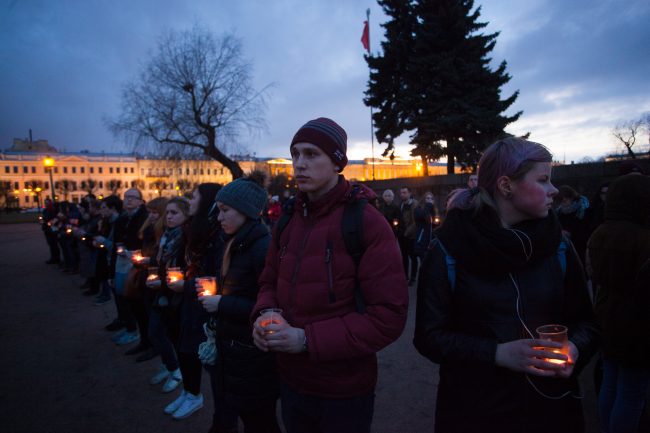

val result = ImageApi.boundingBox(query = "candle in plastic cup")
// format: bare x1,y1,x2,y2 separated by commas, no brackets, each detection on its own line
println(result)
147,267,160,282
536,324,569,365
116,243,125,255
196,276,217,296
131,250,144,263
167,267,183,283
260,308,284,335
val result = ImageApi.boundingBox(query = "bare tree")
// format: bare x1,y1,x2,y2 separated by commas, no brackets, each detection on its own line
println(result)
81,178,99,195
109,26,270,179
150,179,170,197
0,180,12,209
107,179,123,195
176,178,193,194
56,179,76,201
612,113,650,159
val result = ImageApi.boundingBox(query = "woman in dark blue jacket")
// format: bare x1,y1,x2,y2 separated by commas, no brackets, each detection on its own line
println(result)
414,138,599,433
200,177,280,433
162,183,222,420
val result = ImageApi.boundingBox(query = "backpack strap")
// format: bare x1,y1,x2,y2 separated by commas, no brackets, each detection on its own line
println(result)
274,197,296,248
342,194,367,313
430,238,457,291
557,237,567,278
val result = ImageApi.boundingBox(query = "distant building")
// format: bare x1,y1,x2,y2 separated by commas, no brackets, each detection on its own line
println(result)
9,138,58,153
1,142,459,208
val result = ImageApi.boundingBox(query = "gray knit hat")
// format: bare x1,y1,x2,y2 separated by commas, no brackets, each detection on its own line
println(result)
216,178,267,220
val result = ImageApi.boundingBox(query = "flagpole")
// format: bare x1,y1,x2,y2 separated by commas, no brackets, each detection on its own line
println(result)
366,8,375,180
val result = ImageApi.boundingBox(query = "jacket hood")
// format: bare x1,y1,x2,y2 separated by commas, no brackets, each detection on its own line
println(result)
605,174,650,227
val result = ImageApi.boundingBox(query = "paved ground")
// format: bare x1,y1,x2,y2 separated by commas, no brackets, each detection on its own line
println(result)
0,223,638,433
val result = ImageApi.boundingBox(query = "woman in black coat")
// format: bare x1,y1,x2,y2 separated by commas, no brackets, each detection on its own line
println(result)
162,183,222,420
200,177,280,433
413,191,440,258
414,138,599,433
588,174,650,433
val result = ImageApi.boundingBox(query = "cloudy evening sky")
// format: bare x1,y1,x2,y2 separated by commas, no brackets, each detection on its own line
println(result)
1,0,649,164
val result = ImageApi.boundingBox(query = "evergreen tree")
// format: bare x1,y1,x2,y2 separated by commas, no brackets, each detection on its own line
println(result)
365,0,521,174
364,0,417,160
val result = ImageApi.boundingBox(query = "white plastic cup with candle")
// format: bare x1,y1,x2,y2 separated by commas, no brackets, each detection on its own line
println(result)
131,249,144,264
116,243,125,255
196,276,217,296
260,308,284,335
536,324,569,366
146,267,161,289
167,267,183,283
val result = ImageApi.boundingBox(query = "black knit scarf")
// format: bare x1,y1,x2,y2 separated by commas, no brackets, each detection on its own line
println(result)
435,207,562,277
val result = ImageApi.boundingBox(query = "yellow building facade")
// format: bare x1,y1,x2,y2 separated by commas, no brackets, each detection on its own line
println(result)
1,150,454,208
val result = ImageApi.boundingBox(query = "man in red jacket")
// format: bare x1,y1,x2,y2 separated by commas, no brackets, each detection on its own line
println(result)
252,117,408,433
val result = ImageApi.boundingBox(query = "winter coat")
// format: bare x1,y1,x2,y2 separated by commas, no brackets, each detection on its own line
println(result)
116,205,148,250
379,201,400,235
178,230,222,354
588,174,650,368
399,199,417,239
413,202,438,257
414,208,599,433
254,177,408,399
211,220,278,400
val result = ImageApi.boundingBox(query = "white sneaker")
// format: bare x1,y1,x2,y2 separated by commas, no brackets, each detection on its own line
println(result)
110,329,127,342
172,392,203,420
161,368,182,393
164,390,187,415
150,364,170,385
115,331,139,346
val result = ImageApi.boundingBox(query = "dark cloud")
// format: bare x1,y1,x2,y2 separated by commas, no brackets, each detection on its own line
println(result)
1,0,648,162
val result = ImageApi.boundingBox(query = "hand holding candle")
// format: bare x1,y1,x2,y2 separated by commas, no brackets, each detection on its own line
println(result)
166,267,184,292
536,324,569,365
536,324,578,378
130,250,148,266
259,308,285,335
146,267,161,289
195,276,217,297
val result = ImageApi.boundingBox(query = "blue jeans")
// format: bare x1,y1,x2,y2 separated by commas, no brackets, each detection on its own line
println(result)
148,307,178,372
280,383,374,433
599,358,650,433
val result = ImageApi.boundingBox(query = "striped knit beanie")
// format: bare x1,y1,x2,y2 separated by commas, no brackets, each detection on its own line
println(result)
290,117,348,172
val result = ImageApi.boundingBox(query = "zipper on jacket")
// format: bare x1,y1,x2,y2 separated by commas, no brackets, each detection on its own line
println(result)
279,245,287,262
288,222,313,322
325,241,335,303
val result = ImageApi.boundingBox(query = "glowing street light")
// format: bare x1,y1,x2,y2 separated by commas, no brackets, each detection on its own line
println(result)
43,156,56,202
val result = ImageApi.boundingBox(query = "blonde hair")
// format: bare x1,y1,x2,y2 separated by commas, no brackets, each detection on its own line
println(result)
140,197,169,243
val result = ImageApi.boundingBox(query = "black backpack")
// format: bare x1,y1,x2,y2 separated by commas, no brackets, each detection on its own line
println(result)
274,186,368,312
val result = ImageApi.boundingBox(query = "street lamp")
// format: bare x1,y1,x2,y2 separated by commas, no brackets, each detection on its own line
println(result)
34,187,42,212
43,156,56,202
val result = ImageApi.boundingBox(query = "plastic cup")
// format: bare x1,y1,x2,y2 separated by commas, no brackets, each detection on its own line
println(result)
196,276,217,296
147,267,160,282
536,324,569,365
260,308,284,335
166,267,183,283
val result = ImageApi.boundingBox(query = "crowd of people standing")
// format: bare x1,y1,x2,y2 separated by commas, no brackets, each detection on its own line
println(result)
38,118,649,433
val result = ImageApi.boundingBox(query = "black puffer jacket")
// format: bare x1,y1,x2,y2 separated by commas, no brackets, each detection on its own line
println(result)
588,174,650,368
211,220,277,399
414,208,599,433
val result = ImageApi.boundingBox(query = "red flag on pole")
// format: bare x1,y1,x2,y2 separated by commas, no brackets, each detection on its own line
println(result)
361,20,370,52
